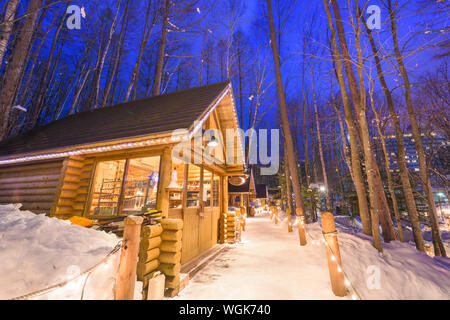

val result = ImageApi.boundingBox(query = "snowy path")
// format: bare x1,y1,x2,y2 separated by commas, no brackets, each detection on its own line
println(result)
176,213,344,300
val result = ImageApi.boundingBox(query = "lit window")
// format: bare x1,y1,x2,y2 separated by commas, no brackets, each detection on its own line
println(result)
90,156,160,216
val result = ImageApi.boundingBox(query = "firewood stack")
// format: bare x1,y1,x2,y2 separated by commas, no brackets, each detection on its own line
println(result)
158,218,184,297
138,224,162,299
220,210,238,243
240,206,246,232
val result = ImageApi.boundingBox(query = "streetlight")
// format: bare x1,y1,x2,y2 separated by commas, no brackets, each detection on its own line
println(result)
436,192,445,221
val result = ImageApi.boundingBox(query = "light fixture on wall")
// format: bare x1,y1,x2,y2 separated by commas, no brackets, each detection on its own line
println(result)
207,136,219,147
167,169,180,189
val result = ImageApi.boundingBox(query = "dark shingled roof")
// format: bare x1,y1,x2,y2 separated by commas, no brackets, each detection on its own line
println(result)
255,184,268,199
0,82,230,157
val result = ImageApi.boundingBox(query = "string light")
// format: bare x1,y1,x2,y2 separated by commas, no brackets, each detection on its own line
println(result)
292,212,361,301
0,134,186,166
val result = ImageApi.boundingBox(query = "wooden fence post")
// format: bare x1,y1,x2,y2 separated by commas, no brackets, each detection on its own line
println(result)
272,206,277,224
321,212,346,297
115,216,144,300
286,208,293,232
296,208,307,246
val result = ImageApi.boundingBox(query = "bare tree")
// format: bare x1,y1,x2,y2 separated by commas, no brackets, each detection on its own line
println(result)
330,0,396,244
322,1,373,242
267,0,307,245
387,0,446,256
0,0,19,66
310,56,331,210
0,0,43,141
361,9,425,251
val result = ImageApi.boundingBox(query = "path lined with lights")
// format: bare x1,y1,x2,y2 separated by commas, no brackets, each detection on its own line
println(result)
176,212,350,300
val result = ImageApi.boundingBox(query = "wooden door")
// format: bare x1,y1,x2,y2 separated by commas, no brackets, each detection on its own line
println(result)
180,166,220,264
181,207,201,264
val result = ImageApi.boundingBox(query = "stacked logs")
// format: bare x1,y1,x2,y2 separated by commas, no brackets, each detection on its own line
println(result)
220,211,238,243
240,206,246,232
138,224,163,299
158,218,184,297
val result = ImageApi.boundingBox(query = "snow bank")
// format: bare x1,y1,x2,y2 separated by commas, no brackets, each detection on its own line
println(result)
0,204,121,300
305,214,450,300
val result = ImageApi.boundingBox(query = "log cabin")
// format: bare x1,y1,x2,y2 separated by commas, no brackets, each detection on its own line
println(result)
0,81,246,264
228,169,256,216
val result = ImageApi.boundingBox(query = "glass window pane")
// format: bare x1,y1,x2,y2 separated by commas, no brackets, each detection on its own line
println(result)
90,160,126,216
169,164,185,209
122,156,160,214
186,165,200,207
203,169,212,207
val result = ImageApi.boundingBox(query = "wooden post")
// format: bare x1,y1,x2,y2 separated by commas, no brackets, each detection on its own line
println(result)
274,206,278,224
287,208,293,232
240,206,246,232
296,208,307,246
220,176,228,244
115,216,144,300
157,147,173,217
321,212,346,297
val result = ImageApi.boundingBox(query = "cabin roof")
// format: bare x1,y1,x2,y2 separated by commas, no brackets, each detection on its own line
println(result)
0,82,231,157
255,184,268,199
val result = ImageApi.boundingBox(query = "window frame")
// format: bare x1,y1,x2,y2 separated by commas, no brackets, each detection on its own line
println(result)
85,154,161,218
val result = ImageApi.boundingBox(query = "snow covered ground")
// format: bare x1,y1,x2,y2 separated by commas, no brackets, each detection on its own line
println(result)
176,212,346,300
176,210,449,300
315,215,450,299
0,204,122,300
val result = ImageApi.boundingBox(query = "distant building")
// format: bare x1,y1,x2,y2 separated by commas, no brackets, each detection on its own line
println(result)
376,131,449,213
252,165,280,200
380,132,449,173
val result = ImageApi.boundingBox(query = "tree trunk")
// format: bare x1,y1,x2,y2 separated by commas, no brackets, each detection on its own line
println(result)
330,0,396,243
387,0,445,256
153,0,169,96
30,5,67,128
17,8,55,107
369,92,405,242
125,0,155,102
0,0,42,141
361,12,425,249
103,0,130,107
93,0,121,109
321,0,374,243
311,57,331,210
284,146,295,228
301,39,310,187
0,0,19,67
267,0,307,245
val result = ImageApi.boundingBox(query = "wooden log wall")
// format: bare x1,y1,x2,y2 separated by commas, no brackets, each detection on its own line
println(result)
138,224,163,300
0,160,65,214
159,218,184,298
51,156,95,218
